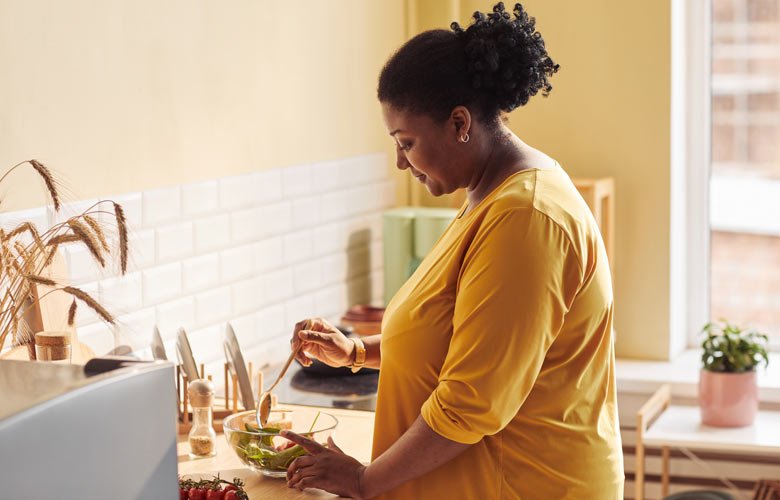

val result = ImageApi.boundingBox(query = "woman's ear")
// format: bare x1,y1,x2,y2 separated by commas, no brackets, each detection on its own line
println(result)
450,106,472,139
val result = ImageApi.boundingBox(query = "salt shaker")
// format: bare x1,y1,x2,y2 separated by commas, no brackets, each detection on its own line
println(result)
187,379,217,459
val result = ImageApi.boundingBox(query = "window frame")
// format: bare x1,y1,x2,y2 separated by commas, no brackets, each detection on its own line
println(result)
670,0,712,353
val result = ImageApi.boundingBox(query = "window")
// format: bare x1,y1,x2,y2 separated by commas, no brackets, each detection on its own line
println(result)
672,0,778,353
709,0,780,347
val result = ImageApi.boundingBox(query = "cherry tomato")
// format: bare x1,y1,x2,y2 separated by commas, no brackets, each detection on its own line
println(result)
180,488,188,500
188,488,207,500
224,491,238,500
205,490,224,500
223,485,238,492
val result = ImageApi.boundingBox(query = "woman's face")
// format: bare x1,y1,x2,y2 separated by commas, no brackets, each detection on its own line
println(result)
381,103,465,197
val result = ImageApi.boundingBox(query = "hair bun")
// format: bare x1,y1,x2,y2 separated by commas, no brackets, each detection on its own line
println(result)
451,2,559,112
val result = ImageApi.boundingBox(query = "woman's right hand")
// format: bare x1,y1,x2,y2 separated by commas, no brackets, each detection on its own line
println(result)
291,317,354,368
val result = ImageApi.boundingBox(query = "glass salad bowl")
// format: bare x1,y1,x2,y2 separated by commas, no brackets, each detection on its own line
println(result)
223,407,338,478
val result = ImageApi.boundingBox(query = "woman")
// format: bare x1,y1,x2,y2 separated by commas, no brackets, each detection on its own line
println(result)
281,3,624,499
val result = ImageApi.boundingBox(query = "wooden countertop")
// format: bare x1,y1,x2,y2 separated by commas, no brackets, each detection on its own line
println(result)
178,405,375,499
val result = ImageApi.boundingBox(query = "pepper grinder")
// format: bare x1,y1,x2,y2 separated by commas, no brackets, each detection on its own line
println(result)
187,379,217,459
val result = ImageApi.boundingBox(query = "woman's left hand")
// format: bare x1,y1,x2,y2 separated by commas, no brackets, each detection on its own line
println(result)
283,430,366,499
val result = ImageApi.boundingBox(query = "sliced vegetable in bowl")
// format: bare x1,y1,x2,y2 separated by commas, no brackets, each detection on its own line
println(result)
223,408,337,477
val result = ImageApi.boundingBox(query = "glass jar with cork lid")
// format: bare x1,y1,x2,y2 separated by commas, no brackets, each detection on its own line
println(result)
187,379,217,459
34,331,72,363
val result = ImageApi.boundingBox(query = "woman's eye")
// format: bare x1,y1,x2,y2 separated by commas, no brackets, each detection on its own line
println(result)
400,143,412,151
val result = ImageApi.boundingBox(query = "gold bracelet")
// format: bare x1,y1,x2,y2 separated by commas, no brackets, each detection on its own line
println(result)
349,337,366,373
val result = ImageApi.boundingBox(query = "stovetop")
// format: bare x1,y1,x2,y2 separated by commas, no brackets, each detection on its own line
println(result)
262,363,378,412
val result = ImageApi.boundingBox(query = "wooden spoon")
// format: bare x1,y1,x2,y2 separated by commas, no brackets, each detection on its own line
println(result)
255,323,308,427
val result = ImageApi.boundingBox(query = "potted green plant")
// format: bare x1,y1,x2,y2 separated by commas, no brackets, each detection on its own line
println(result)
699,320,769,427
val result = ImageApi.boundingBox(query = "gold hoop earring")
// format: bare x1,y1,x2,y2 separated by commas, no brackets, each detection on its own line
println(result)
459,133,470,143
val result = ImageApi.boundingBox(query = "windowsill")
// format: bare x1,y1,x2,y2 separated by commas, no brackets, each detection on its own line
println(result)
616,349,780,403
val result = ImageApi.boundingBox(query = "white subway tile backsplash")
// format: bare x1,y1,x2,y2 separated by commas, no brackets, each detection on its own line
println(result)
0,207,44,238
350,185,375,214
116,307,156,342
129,229,156,271
263,268,294,305
182,180,219,217
341,155,373,185
314,283,348,319
99,272,143,314
195,286,231,326
219,173,259,211
194,214,230,254
47,199,99,228
371,269,385,306
253,237,283,273
231,276,265,316
260,202,292,238
182,254,220,294
370,241,383,271
311,160,343,192
320,253,348,286
64,244,104,284
143,262,182,306
78,322,116,356
255,304,287,342
255,169,283,203
291,196,320,230
156,222,194,263
319,190,350,223
186,324,223,365
367,153,390,182
156,297,196,338
0,207,49,236
74,281,101,326
365,211,384,242
383,179,396,207
282,229,313,265
284,294,316,330
229,313,256,347
312,221,346,256
143,186,181,227
5,153,391,366
282,163,314,198
230,207,264,244
293,260,323,294
220,245,254,282
110,193,143,231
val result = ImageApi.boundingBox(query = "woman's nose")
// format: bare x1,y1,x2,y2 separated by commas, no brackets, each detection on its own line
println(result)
395,148,410,170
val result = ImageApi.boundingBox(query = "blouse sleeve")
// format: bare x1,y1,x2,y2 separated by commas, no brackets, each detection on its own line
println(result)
420,208,584,444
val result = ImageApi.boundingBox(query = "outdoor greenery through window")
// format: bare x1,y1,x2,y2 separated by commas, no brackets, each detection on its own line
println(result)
710,0,780,346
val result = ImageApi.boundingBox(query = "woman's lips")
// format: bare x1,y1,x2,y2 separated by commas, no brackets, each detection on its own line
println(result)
414,173,426,182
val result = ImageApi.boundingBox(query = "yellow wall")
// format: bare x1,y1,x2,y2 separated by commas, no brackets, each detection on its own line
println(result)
0,0,406,210
1,0,673,360
409,0,672,359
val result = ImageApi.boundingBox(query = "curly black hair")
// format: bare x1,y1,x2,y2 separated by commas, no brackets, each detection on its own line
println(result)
377,2,559,125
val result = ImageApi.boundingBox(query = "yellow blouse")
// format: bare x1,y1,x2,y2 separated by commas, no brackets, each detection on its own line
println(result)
371,167,624,499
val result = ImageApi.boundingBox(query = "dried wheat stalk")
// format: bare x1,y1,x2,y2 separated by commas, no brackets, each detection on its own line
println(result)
67,299,77,326
66,218,105,267
0,160,128,352
83,215,109,252
114,202,128,274
61,286,114,324
28,160,60,211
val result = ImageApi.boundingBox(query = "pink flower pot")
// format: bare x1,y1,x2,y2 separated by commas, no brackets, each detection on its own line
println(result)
699,369,758,427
